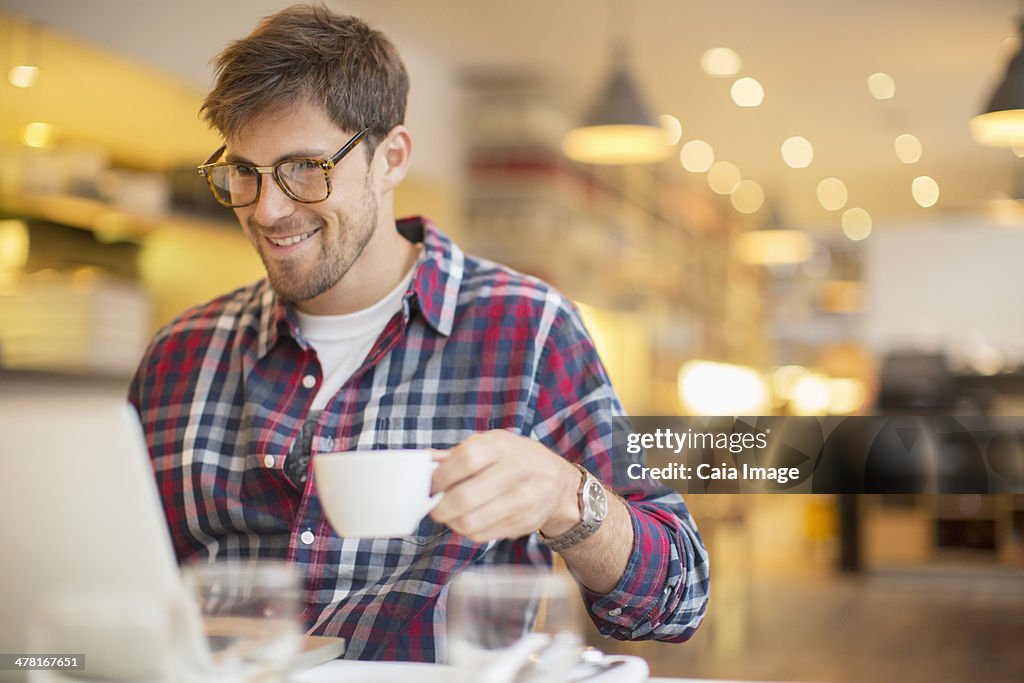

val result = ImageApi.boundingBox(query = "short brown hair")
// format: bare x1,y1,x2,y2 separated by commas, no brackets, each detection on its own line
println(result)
200,5,408,151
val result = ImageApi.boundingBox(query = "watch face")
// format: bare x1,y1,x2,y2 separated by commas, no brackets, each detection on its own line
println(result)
586,479,608,520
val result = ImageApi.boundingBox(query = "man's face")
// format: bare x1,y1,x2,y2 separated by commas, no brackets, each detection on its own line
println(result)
226,101,378,304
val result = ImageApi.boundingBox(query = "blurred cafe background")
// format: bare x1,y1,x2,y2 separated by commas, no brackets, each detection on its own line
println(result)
2,1,1023,680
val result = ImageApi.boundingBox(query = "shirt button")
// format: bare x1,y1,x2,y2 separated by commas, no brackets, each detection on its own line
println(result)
300,530,315,545
323,436,334,451
608,607,623,617
302,374,317,389
263,454,275,468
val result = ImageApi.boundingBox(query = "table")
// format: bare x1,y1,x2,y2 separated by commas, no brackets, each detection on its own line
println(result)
294,658,761,682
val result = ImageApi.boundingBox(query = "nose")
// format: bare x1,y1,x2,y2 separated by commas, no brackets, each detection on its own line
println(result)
250,173,296,228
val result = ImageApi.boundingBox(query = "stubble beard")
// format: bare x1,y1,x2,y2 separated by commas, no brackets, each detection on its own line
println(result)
252,186,379,304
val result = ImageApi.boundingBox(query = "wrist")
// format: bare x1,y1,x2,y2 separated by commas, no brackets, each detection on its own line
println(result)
539,462,583,537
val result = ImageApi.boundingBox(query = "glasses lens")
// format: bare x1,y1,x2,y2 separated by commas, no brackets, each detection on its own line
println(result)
277,160,329,202
207,165,258,207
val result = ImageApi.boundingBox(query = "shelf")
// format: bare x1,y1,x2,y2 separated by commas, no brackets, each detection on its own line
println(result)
0,191,235,241
0,367,133,395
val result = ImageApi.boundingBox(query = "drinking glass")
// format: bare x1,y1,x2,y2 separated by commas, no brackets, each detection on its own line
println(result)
447,566,581,683
179,560,302,683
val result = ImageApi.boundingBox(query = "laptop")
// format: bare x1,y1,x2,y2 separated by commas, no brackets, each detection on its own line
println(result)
0,395,343,681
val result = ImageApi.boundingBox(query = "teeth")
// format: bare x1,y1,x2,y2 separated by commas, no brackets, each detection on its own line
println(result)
268,230,317,247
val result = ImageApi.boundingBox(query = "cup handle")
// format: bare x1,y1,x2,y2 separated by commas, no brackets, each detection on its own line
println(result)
424,491,444,516
423,461,444,517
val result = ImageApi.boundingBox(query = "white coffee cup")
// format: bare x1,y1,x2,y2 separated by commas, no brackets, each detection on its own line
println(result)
313,449,443,538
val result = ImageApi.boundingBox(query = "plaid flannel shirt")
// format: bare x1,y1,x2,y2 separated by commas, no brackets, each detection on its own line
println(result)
129,217,709,662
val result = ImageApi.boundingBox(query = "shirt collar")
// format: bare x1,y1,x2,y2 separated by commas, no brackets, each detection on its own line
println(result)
256,216,462,359
403,216,463,338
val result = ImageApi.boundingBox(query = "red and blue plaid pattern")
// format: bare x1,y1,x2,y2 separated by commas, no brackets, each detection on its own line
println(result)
129,217,709,662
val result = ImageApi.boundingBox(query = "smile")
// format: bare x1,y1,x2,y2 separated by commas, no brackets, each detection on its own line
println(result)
266,228,321,247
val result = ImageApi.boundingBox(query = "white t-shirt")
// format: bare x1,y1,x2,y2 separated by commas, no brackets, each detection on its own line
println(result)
295,263,417,411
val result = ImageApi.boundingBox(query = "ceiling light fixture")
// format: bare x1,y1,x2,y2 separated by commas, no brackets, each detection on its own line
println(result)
680,139,715,172
912,176,940,207
678,360,769,416
733,203,814,266
730,77,765,107
841,207,873,241
8,65,39,89
867,72,895,100
971,6,1024,147
701,47,742,77
658,114,683,145
894,133,922,164
780,136,814,168
7,21,42,89
562,52,672,164
816,177,848,211
21,121,57,148
707,160,742,195
562,4,672,166
730,179,765,214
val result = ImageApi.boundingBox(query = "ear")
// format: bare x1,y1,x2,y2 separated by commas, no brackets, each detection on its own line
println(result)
377,125,412,194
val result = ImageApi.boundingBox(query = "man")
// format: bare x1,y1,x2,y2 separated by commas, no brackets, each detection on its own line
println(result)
130,5,708,662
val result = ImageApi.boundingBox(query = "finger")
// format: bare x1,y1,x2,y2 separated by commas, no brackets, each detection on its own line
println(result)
431,436,500,492
431,457,522,522
454,507,542,544
462,507,548,544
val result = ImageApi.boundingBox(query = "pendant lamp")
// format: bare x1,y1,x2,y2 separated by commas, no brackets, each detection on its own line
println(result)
732,204,814,266
562,42,672,165
970,11,1024,148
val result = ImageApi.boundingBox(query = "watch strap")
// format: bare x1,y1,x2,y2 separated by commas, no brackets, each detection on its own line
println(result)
540,464,605,553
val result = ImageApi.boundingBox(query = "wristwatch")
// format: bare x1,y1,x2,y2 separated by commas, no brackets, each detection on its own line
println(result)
540,464,608,552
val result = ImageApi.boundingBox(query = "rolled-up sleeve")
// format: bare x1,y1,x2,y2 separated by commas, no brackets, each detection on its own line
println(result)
582,497,709,640
527,298,709,641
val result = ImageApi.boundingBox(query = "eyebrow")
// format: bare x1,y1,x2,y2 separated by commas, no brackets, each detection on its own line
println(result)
224,148,331,165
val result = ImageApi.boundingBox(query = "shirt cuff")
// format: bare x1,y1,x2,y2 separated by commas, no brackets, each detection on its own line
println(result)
580,505,674,638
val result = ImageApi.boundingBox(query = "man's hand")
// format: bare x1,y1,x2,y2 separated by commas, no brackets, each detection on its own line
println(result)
431,430,634,593
429,430,582,543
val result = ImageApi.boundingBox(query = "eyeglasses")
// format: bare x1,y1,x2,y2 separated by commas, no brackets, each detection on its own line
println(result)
196,128,370,208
